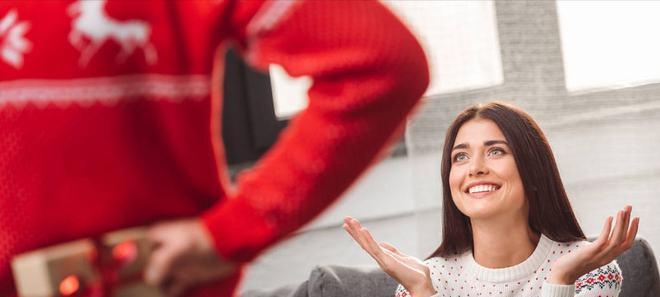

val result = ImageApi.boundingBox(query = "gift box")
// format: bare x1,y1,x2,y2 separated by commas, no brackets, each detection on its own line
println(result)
11,227,162,297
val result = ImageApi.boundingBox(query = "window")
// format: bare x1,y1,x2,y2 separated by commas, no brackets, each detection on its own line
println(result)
383,0,503,96
557,1,660,92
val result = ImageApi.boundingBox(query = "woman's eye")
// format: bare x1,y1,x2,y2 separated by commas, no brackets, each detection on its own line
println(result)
488,148,505,157
453,153,468,162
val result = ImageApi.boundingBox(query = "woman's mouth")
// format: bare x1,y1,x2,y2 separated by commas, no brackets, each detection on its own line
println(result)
465,184,501,198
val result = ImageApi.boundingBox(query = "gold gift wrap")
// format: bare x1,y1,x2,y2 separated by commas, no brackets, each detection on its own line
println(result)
101,228,161,297
11,239,99,297
11,227,163,297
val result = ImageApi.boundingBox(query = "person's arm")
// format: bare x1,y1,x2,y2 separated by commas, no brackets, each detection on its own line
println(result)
541,261,622,297
542,206,637,297
202,0,429,262
144,1,428,293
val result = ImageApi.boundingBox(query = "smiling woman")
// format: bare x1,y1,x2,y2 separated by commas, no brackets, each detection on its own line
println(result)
344,102,639,297
437,102,584,257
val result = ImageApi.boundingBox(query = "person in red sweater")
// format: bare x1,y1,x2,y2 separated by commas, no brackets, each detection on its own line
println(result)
0,0,429,296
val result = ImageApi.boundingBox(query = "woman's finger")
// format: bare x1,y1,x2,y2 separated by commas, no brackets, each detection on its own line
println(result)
360,227,404,272
623,217,640,249
343,218,359,241
346,217,365,234
593,216,613,249
358,228,388,267
344,219,372,252
380,247,414,271
343,223,361,244
344,217,366,244
380,242,403,256
344,220,373,256
618,206,632,244
380,243,427,271
599,210,623,258
616,206,632,248
608,210,625,247
360,227,384,257
345,218,387,262
343,217,357,234
342,221,358,242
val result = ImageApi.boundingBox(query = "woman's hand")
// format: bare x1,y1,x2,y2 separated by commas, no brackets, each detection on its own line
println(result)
343,216,436,297
145,218,237,297
548,205,639,285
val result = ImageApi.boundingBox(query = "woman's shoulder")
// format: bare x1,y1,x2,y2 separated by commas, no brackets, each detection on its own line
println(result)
424,250,472,279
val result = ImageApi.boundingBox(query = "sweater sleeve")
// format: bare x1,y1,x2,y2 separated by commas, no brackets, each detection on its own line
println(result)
395,284,440,297
395,284,411,297
541,261,622,297
201,0,429,262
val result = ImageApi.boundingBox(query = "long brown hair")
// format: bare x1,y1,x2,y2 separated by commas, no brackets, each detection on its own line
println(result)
429,102,585,258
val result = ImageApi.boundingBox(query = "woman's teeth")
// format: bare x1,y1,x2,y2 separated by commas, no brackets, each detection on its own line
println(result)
468,184,498,194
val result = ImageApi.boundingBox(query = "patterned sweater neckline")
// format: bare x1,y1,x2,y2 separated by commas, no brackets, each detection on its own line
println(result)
465,234,553,283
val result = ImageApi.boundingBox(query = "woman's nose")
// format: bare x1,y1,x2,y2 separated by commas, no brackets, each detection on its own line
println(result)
468,156,488,177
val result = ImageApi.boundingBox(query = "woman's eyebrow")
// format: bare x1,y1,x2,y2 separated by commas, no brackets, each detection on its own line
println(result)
484,140,508,146
453,140,508,151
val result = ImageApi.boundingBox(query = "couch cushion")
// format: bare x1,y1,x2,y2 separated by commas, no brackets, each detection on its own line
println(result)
307,265,398,297
617,238,660,297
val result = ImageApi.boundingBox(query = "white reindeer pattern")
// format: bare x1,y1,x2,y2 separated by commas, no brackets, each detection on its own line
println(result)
0,9,31,69
68,0,157,67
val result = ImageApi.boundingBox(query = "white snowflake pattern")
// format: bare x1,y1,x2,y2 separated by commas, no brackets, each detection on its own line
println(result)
0,9,32,69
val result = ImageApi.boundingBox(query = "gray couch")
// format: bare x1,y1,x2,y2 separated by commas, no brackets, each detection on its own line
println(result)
243,238,660,297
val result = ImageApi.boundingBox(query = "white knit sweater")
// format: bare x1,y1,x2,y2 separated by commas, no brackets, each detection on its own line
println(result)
396,235,622,297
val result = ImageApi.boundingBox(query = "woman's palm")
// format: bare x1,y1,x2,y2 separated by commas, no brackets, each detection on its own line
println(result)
550,206,638,284
343,217,434,295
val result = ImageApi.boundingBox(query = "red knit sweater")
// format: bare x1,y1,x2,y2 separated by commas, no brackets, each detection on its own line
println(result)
0,0,428,296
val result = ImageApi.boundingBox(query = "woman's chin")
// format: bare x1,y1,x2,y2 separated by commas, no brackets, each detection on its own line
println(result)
460,204,502,221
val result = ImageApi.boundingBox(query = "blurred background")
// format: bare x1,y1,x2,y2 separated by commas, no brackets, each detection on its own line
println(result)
220,0,660,292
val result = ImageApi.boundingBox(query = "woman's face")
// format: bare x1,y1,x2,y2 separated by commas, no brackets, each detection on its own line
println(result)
448,118,527,221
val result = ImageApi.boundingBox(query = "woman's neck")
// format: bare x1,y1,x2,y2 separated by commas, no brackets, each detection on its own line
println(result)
470,215,540,269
